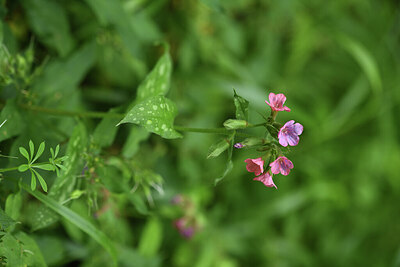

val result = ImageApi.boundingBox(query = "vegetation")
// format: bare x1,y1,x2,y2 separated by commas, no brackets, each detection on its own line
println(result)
1,0,400,266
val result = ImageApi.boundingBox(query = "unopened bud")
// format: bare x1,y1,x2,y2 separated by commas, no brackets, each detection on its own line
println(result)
223,119,249,130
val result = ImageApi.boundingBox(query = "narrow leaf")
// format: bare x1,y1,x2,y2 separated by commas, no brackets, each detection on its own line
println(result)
19,147,30,161
32,141,45,163
118,96,182,139
21,183,118,265
31,171,37,191
32,169,47,192
33,163,55,171
214,131,235,185
29,140,34,161
55,144,60,157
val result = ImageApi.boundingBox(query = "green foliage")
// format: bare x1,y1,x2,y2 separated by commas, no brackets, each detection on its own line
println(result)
119,96,182,139
1,0,400,266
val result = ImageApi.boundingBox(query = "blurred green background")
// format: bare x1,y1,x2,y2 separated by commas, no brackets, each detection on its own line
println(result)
1,0,400,266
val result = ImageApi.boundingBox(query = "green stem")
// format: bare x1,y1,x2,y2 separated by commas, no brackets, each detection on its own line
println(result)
19,104,265,136
0,166,19,173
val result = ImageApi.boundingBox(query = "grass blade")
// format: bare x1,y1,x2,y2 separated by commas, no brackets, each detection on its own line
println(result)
21,182,118,265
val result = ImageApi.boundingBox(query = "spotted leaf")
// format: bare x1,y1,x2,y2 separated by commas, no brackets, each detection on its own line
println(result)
118,96,182,139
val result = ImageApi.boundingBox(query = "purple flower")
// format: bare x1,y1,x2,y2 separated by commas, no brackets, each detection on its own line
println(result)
278,120,303,147
265,93,291,112
270,156,294,176
253,171,277,189
234,143,244,149
173,217,196,239
171,194,184,205
244,158,264,176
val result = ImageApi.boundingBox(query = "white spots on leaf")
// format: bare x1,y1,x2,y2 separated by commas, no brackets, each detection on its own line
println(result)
153,105,158,110
139,107,144,111
147,120,152,125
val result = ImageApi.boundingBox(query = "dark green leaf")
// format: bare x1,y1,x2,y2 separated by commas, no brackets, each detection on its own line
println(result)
92,107,122,148
21,0,74,56
122,126,150,159
214,131,235,185
0,208,16,230
0,100,24,142
118,96,182,139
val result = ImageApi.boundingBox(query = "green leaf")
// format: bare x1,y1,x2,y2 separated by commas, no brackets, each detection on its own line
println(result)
30,170,37,191
207,139,230,159
14,232,47,267
0,208,16,230
138,217,163,257
233,89,249,121
32,141,45,163
17,164,29,172
32,122,87,230
19,147,30,161
122,126,150,159
214,132,235,185
5,191,22,220
21,0,74,56
118,96,182,139
33,163,55,171
29,140,34,161
55,144,60,157
32,169,47,192
92,107,122,148
135,50,172,103
0,100,24,142
21,183,118,265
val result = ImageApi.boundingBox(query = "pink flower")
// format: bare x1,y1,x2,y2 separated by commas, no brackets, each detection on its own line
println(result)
173,217,196,239
270,156,294,176
253,171,277,189
244,158,264,176
265,93,291,112
278,120,303,147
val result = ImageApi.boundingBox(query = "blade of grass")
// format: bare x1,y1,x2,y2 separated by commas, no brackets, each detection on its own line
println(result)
20,182,118,265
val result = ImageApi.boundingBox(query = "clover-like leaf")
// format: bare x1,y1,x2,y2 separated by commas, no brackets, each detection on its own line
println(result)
118,96,182,139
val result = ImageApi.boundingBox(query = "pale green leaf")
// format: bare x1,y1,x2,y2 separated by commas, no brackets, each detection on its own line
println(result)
5,191,22,220
138,217,163,257
30,171,37,191
29,140,34,161
118,96,182,139
33,163,55,171
19,147,30,161
32,141,45,163
32,169,47,192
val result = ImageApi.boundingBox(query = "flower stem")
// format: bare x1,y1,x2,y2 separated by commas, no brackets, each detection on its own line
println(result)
19,104,264,136
0,166,19,173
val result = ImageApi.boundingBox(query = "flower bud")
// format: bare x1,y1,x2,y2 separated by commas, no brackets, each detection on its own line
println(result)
223,119,249,130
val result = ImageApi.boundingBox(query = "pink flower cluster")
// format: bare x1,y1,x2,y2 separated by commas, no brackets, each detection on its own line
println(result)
243,93,303,189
